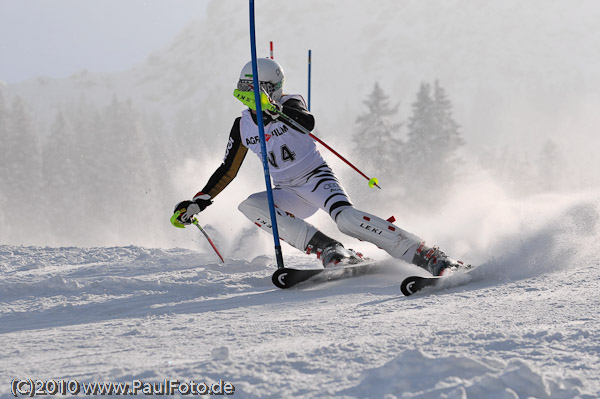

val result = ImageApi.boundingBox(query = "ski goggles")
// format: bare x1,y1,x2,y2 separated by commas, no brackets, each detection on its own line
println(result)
237,79,282,96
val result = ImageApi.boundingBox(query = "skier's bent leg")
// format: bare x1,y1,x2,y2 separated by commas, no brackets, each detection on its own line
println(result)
335,207,421,262
335,207,466,276
238,194,348,265
238,195,317,251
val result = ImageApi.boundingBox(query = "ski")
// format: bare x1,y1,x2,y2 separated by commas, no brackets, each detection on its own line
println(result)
400,267,478,296
400,275,441,296
272,260,383,289
272,268,323,288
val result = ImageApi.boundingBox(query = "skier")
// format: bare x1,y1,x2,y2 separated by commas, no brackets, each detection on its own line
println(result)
172,58,465,276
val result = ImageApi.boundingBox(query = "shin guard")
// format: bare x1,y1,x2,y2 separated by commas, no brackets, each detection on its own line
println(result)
335,207,421,262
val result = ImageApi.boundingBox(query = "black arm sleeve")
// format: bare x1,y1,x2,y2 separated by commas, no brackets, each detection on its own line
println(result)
198,117,248,199
282,98,315,131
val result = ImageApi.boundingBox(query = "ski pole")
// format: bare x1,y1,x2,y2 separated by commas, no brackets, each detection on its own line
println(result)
274,108,381,189
191,217,225,264
171,210,225,263
233,89,381,189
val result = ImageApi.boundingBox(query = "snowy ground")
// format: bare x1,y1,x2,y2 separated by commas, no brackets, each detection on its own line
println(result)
1,198,600,398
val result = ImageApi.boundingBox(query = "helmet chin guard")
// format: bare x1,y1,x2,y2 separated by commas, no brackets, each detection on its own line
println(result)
237,58,285,101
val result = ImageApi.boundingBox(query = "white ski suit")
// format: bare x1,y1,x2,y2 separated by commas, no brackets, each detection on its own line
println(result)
194,95,422,263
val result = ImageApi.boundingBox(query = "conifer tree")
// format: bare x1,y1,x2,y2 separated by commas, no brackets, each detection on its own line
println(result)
0,89,8,171
0,89,9,239
88,96,156,242
5,97,41,207
401,81,464,207
2,97,42,241
351,82,402,183
41,111,81,242
64,99,107,244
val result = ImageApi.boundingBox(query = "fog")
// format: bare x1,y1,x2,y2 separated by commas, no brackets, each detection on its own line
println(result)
1,0,599,262
0,0,209,84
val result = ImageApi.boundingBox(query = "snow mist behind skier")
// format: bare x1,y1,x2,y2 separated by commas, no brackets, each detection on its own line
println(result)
172,58,466,276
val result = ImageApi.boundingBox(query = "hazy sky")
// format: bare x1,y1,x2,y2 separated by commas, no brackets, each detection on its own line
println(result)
0,0,209,84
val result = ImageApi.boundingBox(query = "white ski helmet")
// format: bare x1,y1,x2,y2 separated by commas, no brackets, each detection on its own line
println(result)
237,58,285,102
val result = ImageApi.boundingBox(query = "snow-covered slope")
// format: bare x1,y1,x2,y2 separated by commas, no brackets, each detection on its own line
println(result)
2,194,599,398
2,1,600,396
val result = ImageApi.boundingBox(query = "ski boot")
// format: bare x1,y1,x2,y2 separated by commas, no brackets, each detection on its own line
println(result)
412,242,468,276
321,243,365,268
306,231,363,268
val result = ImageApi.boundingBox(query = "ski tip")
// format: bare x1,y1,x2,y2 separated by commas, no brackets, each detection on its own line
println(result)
400,278,419,296
272,268,293,289
271,267,322,289
400,275,438,296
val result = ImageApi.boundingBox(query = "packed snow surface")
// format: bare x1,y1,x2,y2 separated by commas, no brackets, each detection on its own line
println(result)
1,198,600,398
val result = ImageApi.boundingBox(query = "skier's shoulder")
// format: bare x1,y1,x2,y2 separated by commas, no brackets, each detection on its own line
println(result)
233,115,242,128
281,94,308,110
238,110,257,145
230,115,243,133
223,116,248,158
228,116,244,144
239,109,252,121
280,94,314,131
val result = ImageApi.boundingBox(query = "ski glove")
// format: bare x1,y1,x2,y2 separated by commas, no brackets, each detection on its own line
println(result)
171,194,212,228
262,91,282,119
233,89,281,117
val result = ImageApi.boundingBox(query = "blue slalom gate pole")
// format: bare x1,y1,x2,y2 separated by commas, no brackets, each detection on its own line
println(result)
307,49,312,111
248,0,285,269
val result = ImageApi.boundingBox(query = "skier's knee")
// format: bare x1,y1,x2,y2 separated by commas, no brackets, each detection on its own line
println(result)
335,207,362,237
237,198,251,217
238,195,268,220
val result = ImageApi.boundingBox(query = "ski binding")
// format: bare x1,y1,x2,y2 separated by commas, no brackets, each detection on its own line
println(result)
271,260,382,289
